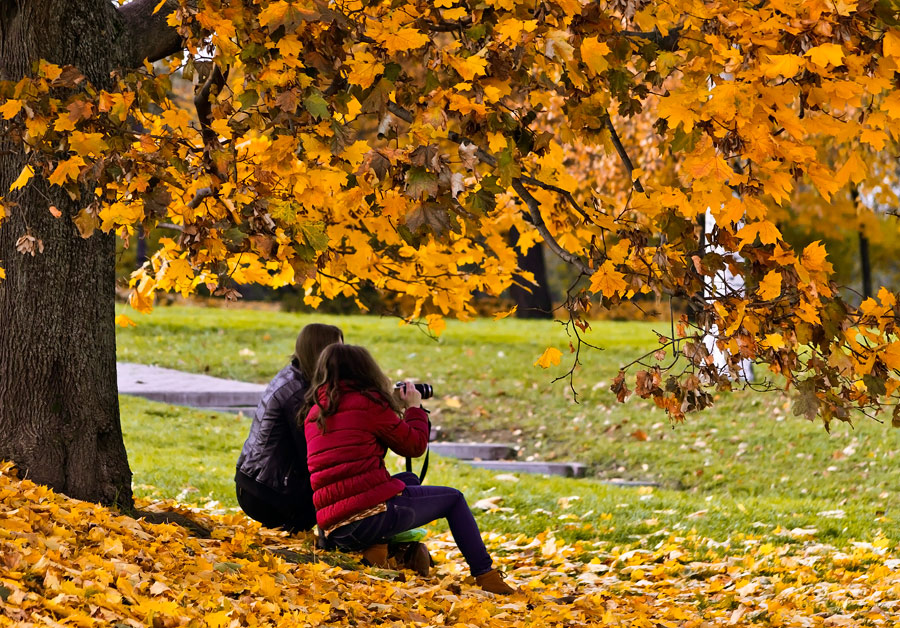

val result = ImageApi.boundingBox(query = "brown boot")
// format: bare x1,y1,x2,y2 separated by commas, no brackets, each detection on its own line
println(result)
400,542,431,577
475,569,515,595
361,543,390,568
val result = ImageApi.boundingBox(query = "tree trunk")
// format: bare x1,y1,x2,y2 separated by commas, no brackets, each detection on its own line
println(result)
859,230,872,301
508,226,553,319
0,0,133,506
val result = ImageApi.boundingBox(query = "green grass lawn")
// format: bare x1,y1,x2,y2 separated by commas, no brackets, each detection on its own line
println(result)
118,304,900,547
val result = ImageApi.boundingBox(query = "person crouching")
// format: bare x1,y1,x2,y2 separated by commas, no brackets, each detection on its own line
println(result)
302,344,514,595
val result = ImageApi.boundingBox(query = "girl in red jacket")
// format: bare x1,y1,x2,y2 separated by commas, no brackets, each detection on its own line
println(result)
303,343,514,595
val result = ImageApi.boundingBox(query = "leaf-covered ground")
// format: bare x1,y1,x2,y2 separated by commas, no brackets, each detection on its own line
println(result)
3,463,900,627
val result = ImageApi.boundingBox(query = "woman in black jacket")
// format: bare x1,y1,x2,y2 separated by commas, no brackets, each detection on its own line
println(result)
234,323,343,531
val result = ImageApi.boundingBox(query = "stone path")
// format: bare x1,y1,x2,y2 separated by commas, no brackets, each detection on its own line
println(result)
117,363,658,484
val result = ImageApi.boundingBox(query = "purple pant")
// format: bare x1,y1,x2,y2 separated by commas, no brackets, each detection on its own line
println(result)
329,473,493,576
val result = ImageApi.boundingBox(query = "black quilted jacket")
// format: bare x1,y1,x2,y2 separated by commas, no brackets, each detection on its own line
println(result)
235,360,312,503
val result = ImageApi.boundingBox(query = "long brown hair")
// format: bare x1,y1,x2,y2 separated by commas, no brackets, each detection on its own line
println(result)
294,323,343,380
302,344,402,432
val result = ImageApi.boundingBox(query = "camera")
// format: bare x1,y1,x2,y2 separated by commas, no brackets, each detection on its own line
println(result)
394,381,434,400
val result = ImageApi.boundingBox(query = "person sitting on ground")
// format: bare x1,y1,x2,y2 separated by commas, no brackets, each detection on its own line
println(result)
235,323,343,532
303,343,515,595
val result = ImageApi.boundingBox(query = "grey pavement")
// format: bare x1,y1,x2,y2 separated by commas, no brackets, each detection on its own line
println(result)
117,362,265,411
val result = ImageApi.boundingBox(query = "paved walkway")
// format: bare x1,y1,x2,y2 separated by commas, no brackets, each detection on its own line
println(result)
117,362,265,412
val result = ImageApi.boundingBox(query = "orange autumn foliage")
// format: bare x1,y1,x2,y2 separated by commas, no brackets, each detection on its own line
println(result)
1,0,899,424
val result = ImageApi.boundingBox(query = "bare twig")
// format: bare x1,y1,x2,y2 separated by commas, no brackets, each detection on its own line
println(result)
187,187,215,209
602,114,645,194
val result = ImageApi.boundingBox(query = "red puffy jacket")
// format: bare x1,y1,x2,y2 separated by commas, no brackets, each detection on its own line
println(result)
305,387,429,531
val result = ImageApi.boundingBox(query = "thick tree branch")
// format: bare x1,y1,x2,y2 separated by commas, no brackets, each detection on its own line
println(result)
619,27,682,51
194,64,227,151
414,16,473,32
117,0,187,68
187,187,215,210
511,179,592,276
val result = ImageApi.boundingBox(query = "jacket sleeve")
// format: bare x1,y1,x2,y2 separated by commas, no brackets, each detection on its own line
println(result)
372,403,429,458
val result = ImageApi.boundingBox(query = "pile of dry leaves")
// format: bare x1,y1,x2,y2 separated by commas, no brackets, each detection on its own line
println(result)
1,462,899,627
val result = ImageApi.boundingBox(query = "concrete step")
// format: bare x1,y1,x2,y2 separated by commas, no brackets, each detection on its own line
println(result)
465,460,588,478
202,406,258,415
602,479,660,487
429,442,517,461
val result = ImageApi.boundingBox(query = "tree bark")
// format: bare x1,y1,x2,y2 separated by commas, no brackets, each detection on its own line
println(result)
508,226,553,319
0,0,136,506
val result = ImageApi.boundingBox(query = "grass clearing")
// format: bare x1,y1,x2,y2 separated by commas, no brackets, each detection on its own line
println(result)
118,304,900,547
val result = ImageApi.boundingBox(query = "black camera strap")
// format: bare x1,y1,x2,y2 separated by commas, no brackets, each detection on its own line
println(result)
405,410,431,483
405,447,429,483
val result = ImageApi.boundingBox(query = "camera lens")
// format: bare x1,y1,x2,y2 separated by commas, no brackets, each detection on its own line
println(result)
415,383,433,400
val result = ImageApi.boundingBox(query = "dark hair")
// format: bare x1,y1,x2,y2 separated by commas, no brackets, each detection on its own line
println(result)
294,323,344,380
302,344,401,432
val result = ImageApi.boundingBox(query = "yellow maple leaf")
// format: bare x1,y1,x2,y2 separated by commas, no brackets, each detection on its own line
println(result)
835,152,868,186
426,313,446,336
69,131,107,156
882,28,900,61
9,164,34,191
681,137,731,182
38,59,63,80
493,305,517,320
534,346,562,368
47,156,85,187
495,18,538,41
879,92,900,120
881,342,900,371
580,37,610,75
804,43,845,68
590,260,628,297
796,300,820,324
0,99,23,119
658,91,697,132
807,164,841,201
762,54,804,79
758,270,782,300
801,241,829,273
0,265,5,282
115,314,137,328
737,221,782,247
764,333,786,350
346,50,385,89
257,1,290,28
448,54,488,81
376,27,429,55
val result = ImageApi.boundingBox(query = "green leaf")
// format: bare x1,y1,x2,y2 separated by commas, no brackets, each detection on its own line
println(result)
214,561,243,573
0,584,10,602
303,91,331,120
237,89,259,110
383,62,402,82
405,167,438,199
466,23,487,41
863,374,887,397
299,221,329,251
497,149,520,187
